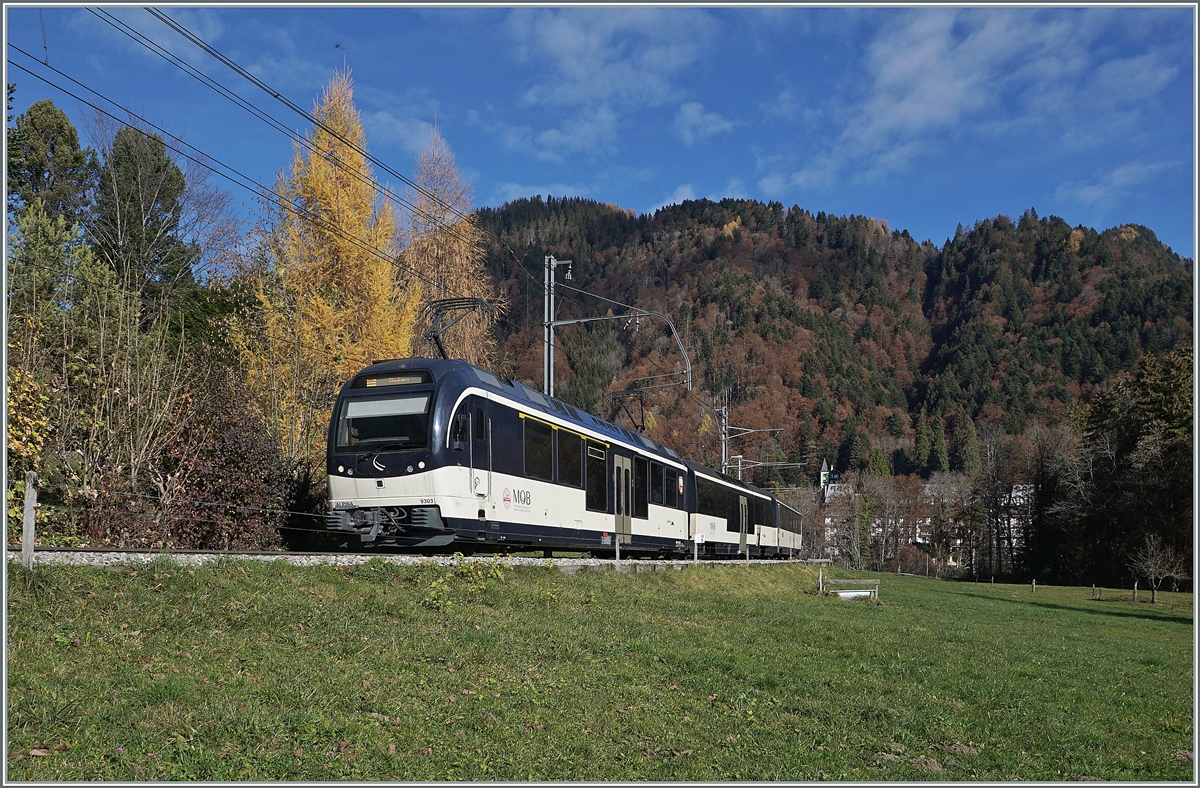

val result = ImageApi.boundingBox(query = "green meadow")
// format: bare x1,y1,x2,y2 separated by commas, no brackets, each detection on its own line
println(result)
5,558,1193,781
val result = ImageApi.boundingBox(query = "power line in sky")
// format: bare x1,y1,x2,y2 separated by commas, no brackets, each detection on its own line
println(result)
7,49,458,300
128,8,593,331
8,38,713,433
84,8,508,289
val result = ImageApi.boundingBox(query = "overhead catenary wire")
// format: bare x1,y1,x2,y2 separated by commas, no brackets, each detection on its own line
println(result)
9,38,536,344
12,29,669,375
142,7,475,227
7,51,463,301
128,6,613,344
10,33,758,467
14,18,674,354
133,6,544,292
85,7,498,277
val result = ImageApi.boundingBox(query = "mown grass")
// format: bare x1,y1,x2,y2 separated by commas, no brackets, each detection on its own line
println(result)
6,559,1194,781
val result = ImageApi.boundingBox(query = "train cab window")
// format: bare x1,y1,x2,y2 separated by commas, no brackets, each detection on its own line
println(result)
558,430,583,488
586,443,607,511
336,393,431,450
665,470,678,508
633,457,648,519
650,462,664,505
523,419,554,481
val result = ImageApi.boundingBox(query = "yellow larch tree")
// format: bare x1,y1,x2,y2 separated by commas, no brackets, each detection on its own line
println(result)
403,127,503,367
234,69,418,474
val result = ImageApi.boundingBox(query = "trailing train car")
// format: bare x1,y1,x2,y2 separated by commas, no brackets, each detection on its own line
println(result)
325,358,804,557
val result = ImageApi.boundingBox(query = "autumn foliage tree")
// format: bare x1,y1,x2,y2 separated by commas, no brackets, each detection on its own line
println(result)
403,127,502,366
233,69,419,479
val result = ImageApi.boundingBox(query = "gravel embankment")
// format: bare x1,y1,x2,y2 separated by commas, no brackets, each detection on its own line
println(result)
7,549,808,572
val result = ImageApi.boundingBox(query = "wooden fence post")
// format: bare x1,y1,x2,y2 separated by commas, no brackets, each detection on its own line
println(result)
21,471,38,570
1031,578,1036,593
1133,580,1138,602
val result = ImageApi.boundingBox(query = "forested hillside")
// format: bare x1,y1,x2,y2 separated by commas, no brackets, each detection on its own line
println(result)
480,196,1191,475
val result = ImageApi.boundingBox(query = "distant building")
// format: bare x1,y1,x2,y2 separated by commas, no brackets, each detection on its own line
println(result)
813,460,1032,569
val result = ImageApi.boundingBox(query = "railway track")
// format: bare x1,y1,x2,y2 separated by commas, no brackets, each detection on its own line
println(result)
5,545,813,572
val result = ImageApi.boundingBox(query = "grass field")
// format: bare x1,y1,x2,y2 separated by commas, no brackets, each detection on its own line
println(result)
5,558,1194,781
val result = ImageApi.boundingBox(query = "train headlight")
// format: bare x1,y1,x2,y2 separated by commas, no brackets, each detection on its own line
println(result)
347,468,355,476
406,465,414,473
418,461,425,469
337,465,345,473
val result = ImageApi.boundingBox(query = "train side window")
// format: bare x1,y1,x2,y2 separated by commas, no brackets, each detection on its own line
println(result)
585,443,607,511
698,478,722,517
664,470,676,508
558,430,583,488
725,489,739,532
650,462,664,505
451,408,469,447
757,498,772,527
474,407,486,441
633,457,648,519
524,419,554,481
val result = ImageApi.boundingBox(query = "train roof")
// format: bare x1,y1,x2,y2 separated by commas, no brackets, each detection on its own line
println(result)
353,358,683,462
684,459,774,498
348,358,797,506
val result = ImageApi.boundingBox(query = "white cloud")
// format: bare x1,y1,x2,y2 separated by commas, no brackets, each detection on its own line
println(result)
505,8,715,162
1089,53,1179,107
508,8,713,109
784,8,1182,192
651,184,696,212
72,6,227,70
839,10,1025,166
1055,161,1172,209
675,102,734,146
362,111,433,156
244,55,335,95
490,109,619,165
709,179,747,201
758,172,788,196
490,182,589,205
761,89,801,122
534,106,619,161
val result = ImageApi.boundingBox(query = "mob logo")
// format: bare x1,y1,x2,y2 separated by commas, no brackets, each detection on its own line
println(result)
503,488,512,509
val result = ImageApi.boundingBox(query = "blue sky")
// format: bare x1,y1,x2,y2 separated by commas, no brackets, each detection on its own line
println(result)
5,5,1196,258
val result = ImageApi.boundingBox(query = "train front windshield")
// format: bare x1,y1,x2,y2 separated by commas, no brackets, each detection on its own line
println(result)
335,393,432,451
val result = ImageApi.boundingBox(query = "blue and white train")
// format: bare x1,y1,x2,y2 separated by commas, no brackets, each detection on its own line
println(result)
325,358,804,556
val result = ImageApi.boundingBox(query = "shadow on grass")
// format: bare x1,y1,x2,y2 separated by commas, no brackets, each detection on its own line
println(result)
944,587,1194,626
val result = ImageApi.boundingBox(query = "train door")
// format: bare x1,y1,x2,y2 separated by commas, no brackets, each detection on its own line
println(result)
614,454,632,544
738,495,748,554
470,403,490,503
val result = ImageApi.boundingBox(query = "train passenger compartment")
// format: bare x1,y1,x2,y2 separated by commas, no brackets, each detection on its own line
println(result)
324,358,799,558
